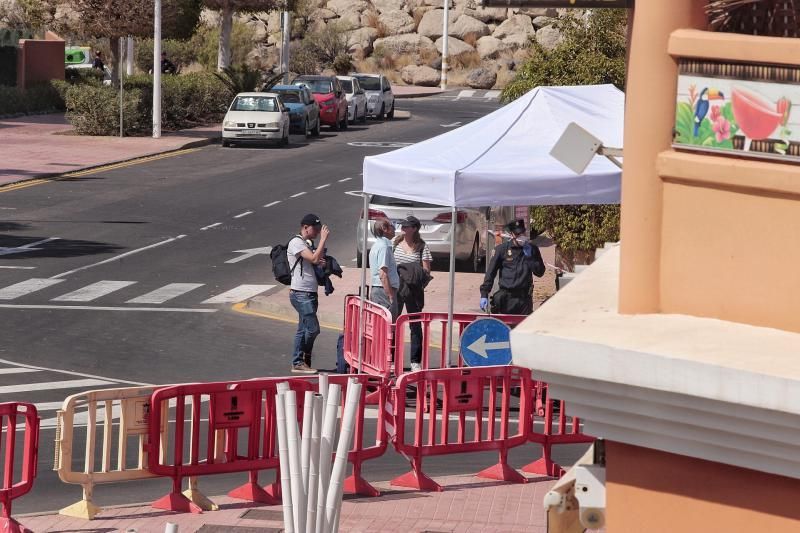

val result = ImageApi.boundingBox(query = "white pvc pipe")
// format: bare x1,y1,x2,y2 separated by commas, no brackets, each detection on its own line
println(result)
276,393,294,533
152,0,161,138
315,384,341,533
301,390,314,492
324,380,363,531
357,192,369,373
285,391,306,533
319,374,329,413
277,381,290,394
164,523,178,533
446,205,457,366
305,394,323,533
126,36,134,76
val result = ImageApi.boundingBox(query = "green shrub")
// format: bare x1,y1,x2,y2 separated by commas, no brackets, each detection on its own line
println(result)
0,46,16,86
135,38,198,73
192,21,258,70
332,53,353,75
62,84,140,135
0,83,64,116
64,68,104,86
530,205,620,269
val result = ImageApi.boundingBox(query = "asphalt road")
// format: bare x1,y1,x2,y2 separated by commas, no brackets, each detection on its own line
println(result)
0,92,588,514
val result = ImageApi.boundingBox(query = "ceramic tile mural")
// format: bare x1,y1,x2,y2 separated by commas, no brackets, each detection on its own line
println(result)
674,60,800,163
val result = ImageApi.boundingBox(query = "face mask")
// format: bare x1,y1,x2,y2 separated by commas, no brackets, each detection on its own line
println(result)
512,234,529,246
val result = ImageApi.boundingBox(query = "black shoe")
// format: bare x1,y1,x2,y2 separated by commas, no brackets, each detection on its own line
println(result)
304,353,311,367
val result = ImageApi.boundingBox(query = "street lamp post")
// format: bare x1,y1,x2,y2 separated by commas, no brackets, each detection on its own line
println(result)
441,0,449,89
153,0,162,139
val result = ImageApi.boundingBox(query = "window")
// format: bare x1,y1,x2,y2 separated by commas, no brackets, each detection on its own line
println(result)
230,96,279,112
296,79,333,94
277,91,301,103
339,79,353,93
356,76,381,91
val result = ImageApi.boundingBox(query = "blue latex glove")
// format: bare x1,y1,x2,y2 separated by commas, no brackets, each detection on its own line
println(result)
522,243,532,257
479,297,489,312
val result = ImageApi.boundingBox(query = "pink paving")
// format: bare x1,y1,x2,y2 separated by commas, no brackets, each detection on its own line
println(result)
18,475,555,532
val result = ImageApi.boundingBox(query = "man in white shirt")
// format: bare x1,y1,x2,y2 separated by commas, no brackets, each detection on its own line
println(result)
368,217,400,318
287,213,330,373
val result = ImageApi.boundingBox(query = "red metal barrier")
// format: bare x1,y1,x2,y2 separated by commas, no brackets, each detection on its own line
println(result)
523,381,595,478
342,295,393,379
0,403,39,533
390,366,531,492
393,312,527,376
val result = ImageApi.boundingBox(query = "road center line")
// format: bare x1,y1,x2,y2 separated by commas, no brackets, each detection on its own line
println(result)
290,191,307,198
264,201,281,207
315,184,331,190
234,211,253,219
201,222,222,230
50,235,186,279
0,266,35,269
0,303,218,313
338,177,352,182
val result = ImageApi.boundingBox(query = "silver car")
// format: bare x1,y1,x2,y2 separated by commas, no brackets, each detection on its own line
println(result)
352,73,395,120
337,75,368,123
355,195,489,272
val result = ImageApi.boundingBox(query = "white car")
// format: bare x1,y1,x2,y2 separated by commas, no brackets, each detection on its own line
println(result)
221,92,290,148
336,75,367,124
352,73,395,119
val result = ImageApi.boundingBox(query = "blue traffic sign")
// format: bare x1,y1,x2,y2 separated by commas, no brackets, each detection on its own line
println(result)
460,318,513,367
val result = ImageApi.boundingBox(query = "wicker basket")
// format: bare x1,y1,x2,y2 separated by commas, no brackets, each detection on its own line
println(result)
706,0,799,36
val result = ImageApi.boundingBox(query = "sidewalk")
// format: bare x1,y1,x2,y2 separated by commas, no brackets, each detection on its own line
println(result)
0,113,220,187
18,474,556,532
393,86,445,99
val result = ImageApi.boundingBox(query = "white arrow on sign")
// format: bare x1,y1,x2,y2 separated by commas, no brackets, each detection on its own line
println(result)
225,246,272,264
467,334,511,358
0,237,59,256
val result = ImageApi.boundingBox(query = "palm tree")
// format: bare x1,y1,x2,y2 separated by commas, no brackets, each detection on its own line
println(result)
706,0,798,36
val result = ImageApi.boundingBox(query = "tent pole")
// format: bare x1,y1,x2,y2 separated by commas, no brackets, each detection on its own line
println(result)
357,193,369,374
446,206,456,368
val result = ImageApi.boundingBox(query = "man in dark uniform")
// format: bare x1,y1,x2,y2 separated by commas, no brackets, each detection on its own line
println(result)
479,219,545,315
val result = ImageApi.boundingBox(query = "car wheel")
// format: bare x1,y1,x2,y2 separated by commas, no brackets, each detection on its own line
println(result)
313,117,321,136
387,102,395,119
342,109,349,130
377,103,385,120
221,139,230,147
282,126,290,146
304,119,310,139
333,115,341,131
459,235,482,273
361,104,367,123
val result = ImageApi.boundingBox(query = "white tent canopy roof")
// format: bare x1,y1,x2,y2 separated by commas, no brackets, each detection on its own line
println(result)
362,84,625,207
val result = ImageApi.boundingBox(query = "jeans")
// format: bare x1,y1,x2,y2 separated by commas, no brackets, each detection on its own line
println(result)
290,290,320,366
395,292,423,365
370,286,398,320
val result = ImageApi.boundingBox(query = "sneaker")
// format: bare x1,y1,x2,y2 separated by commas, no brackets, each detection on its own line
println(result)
292,363,317,374
410,363,422,372
304,353,312,367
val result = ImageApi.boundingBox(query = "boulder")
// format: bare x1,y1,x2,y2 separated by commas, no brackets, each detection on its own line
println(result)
372,0,406,14
492,14,535,40
435,36,474,56
509,7,556,17
374,33,437,54
309,7,337,20
417,9,459,39
475,35,509,59
339,11,362,28
466,66,496,89
535,25,562,51
327,0,369,15
401,65,441,86
348,27,379,55
531,16,553,29
463,6,507,23
379,9,417,35
450,14,489,40
502,33,530,49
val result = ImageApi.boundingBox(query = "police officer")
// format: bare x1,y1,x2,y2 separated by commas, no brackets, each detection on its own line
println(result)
479,219,545,315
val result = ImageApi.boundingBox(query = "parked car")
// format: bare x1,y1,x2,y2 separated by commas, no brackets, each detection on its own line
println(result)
292,75,348,131
355,195,488,272
352,73,395,119
272,84,321,138
336,75,367,124
221,92,290,147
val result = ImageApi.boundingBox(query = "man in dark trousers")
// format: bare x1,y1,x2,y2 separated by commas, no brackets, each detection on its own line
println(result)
479,219,545,315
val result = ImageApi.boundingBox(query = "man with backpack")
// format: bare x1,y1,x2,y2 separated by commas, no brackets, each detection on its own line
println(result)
284,214,330,373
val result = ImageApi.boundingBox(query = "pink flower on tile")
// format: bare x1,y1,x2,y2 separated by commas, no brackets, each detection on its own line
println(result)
712,116,731,142
710,105,722,122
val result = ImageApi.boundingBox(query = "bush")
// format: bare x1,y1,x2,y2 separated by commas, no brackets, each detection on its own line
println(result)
0,83,64,116
332,53,353,75
62,84,141,135
531,205,620,269
135,38,197,73
192,21,258,70
64,67,104,86
0,46,16,86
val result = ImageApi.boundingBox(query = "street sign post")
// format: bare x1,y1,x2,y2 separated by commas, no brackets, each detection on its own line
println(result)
460,318,513,367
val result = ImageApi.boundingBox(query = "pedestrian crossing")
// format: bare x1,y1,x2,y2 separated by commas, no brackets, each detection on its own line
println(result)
0,277,276,308
439,89,502,100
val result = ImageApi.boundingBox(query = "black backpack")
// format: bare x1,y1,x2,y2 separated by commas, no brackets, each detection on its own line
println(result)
271,236,303,285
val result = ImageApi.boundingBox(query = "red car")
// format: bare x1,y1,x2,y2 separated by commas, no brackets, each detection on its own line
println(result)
293,75,349,131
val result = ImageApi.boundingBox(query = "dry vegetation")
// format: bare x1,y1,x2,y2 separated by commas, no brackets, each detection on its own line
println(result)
363,10,388,39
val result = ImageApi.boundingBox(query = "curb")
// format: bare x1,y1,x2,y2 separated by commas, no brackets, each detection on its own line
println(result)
0,136,218,189
236,299,343,332
394,90,444,99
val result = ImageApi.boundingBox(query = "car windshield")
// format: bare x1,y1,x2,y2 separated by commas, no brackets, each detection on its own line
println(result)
371,195,440,208
230,96,278,112
356,77,381,91
297,80,332,94
276,90,301,103
339,80,353,93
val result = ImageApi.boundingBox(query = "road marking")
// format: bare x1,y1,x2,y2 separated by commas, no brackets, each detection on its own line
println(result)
0,266,35,269
52,280,137,302
315,184,330,190
126,283,204,304
347,142,412,148
201,222,222,230
234,211,253,219
225,246,272,264
0,368,40,375
344,190,363,197
51,235,186,278
339,177,352,182
0,237,59,256
484,90,501,99
264,201,281,207
202,284,275,304
33,401,64,411
290,191,307,198
0,378,113,395
441,122,462,128
0,278,65,300
0,148,202,193
0,357,150,386
232,302,343,332
456,90,476,99
0,304,218,313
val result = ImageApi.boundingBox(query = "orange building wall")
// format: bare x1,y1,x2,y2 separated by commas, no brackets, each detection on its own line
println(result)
606,441,800,532
16,38,64,89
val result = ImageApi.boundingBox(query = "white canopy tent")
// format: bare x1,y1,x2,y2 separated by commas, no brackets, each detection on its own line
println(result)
356,84,625,369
